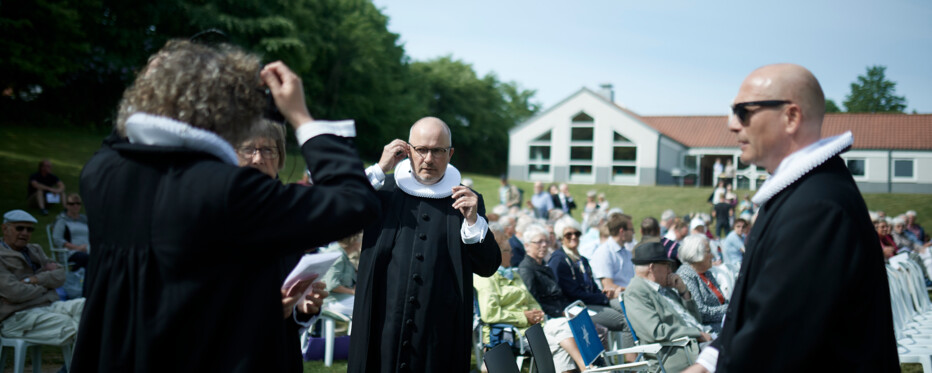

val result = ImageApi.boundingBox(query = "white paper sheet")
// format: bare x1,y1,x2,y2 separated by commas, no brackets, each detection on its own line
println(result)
282,251,342,294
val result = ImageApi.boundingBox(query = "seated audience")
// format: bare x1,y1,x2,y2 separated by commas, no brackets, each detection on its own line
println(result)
51,193,91,271
639,217,661,243
876,219,896,260
498,215,524,268
518,225,571,318
676,234,728,334
905,210,927,244
321,231,362,314
475,223,585,373
659,209,676,237
579,212,606,259
0,210,84,351
891,217,932,284
27,160,65,216
720,218,748,269
590,213,635,292
547,217,632,343
623,241,710,373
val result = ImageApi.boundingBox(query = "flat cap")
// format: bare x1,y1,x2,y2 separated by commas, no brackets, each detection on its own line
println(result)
3,209,38,224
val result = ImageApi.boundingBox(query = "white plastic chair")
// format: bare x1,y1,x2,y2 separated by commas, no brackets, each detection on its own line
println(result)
0,337,73,373
45,225,70,275
318,308,351,367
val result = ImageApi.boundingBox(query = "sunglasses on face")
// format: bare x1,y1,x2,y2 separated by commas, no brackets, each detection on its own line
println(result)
67,202,82,206
13,226,35,233
563,231,581,239
731,100,792,124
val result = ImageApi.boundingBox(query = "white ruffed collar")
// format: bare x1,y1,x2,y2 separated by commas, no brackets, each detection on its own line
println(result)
752,131,853,205
125,113,239,165
393,159,462,199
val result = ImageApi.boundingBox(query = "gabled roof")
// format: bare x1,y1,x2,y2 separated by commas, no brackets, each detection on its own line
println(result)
510,87,651,135
641,114,932,150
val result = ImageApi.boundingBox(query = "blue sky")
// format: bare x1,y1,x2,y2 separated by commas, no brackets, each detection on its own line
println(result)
373,0,931,116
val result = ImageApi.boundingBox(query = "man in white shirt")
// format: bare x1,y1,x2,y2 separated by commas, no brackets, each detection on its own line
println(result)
590,213,635,292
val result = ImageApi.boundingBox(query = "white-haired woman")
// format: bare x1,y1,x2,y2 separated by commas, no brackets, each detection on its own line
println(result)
676,234,728,334
548,217,630,336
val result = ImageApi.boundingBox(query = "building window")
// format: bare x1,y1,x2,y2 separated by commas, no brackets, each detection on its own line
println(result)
613,166,636,176
613,147,636,161
570,146,593,161
529,146,550,162
571,127,594,141
893,159,914,178
572,112,594,123
846,159,865,177
570,165,593,176
612,131,637,183
528,130,552,180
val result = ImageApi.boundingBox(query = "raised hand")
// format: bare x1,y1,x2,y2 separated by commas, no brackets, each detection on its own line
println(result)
260,61,313,128
378,139,409,173
451,186,478,225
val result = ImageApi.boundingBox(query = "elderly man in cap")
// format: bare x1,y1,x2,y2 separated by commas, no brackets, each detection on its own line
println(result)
0,210,84,346
622,241,711,373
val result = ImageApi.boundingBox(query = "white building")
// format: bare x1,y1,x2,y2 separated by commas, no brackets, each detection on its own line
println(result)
507,86,932,193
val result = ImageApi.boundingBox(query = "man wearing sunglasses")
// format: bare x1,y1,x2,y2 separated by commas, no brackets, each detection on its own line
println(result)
686,64,898,373
351,117,500,373
0,210,84,358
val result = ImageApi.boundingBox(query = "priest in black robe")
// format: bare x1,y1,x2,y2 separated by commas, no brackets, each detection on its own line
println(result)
685,64,898,372
349,117,500,373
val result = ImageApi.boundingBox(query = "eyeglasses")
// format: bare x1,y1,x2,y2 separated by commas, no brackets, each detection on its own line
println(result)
237,146,279,159
13,226,35,233
731,100,792,124
407,142,452,158
527,240,547,246
563,231,582,239
67,202,82,206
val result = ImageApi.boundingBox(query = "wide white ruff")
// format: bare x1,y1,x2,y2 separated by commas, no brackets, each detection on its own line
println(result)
393,159,462,199
752,131,853,205
125,112,239,165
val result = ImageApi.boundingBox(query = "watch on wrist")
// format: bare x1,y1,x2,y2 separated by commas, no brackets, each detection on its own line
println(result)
24,278,31,283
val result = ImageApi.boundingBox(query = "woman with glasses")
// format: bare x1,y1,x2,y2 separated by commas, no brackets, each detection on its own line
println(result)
51,193,90,272
236,119,287,179
547,217,630,337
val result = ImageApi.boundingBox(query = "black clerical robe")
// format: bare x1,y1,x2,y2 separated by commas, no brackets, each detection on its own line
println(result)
349,176,500,373
711,156,898,371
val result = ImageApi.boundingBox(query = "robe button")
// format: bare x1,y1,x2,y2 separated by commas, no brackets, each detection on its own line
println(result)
421,213,430,221
418,233,427,240
412,273,422,283
408,296,417,304
415,253,424,260
403,340,410,348
406,319,414,326
400,363,407,370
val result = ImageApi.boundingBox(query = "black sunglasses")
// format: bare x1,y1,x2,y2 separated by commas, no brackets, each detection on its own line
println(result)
563,231,582,239
14,226,35,233
731,100,791,124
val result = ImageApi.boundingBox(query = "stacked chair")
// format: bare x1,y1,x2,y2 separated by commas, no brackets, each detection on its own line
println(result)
887,253,932,372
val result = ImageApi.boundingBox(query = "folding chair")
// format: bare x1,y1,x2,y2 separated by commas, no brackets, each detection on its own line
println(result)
473,291,527,371
0,336,73,373
563,301,656,372
484,342,521,373
524,323,555,373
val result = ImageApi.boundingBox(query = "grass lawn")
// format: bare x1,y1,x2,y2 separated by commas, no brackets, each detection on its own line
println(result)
1,123,929,372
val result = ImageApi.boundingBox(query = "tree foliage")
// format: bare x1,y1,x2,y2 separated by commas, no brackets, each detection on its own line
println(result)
843,65,907,113
825,99,841,113
0,0,539,174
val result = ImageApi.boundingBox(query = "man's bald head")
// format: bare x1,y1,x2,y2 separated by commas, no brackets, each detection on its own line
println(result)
742,64,825,138
730,64,827,172
409,117,452,147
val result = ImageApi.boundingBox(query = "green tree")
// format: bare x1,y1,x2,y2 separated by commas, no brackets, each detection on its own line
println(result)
843,65,907,113
825,99,841,113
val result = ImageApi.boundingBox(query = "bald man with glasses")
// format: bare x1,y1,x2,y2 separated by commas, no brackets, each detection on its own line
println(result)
685,64,898,372
352,117,500,373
